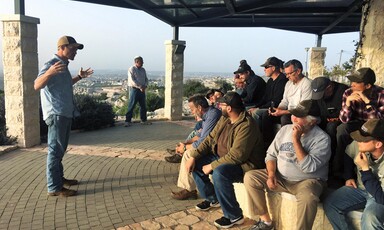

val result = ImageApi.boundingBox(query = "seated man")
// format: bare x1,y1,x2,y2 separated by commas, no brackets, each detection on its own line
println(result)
234,60,266,109
168,95,221,200
206,88,224,109
186,92,265,228
248,57,288,132
244,100,331,230
311,76,348,183
334,68,384,179
262,59,312,148
165,94,221,164
324,119,384,229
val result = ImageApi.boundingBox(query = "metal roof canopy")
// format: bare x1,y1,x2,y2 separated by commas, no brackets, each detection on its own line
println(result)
70,0,362,36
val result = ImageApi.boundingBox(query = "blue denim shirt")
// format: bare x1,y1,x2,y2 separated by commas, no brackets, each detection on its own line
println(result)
38,55,76,120
192,106,222,149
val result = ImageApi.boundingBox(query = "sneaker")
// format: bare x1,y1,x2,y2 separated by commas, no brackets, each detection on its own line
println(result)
140,121,152,125
171,189,198,200
195,200,220,211
165,154,182,163
166,148,176,155
63,177,78,186
214,215,244,228
47,187,77,197
124,122,132,127
249,219,274,230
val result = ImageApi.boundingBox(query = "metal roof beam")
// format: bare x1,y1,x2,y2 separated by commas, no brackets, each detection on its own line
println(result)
319,0,362,35
223,0,236,15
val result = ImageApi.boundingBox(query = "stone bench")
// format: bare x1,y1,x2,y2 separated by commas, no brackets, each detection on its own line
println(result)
234,182,362,229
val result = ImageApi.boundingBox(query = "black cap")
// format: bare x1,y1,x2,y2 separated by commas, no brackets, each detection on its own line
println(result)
351,119,384,142
289,100,321,117
311,77,331,100
261,57,281,67
217,92,244,109
346,68,376,85
234,63,252,74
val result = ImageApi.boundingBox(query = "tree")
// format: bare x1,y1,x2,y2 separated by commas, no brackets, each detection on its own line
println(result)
183,79,208,97
214,79,233,93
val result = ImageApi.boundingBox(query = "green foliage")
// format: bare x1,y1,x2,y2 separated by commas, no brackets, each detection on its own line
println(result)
183,79,209,97
72,94,115,131
146,91,164,112
0,93,17,145
214,79,233,93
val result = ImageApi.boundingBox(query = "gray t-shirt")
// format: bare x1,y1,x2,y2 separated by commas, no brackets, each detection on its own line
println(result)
266,125,331,181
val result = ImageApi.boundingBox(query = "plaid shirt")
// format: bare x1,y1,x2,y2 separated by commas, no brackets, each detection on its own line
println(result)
339,85,384,123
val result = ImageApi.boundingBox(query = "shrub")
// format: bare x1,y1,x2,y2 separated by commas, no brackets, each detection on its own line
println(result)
0,93,17,145
72,94,115,131
183,79,209,97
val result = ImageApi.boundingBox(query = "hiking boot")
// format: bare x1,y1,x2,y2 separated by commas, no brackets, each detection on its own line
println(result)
165,154,182,163
124,122,132,127
195,200,220,211
214,215,244,228
249,219,274,230
171,189,197,200
47,187,77,197
140,121,152,125
63,177,78,186
166,148,176,155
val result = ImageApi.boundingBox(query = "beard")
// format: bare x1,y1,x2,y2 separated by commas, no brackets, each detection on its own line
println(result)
222,109,229,118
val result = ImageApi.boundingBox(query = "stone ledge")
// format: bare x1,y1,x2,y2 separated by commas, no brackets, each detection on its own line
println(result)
234,182,362,230
0,145,18,156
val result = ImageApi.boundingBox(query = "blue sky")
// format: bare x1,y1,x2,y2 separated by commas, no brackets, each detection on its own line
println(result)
0,0,359,74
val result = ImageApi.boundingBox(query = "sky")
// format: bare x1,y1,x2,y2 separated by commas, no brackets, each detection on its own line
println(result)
0,0,359,74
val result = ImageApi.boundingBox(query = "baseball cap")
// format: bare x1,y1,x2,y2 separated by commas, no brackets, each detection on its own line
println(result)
206,89,223,99
217,91,245,109
57,36,84,50
350,119,384,142
261,57,281,67
311,76,331,100
346,67,376,85
234,63,252,74
289,100,321,117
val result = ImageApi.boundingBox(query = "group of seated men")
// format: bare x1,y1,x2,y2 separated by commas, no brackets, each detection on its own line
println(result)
164,58,384,229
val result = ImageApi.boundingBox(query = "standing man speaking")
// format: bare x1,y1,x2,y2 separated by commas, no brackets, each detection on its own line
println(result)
34,36,93,197
125,56,151,126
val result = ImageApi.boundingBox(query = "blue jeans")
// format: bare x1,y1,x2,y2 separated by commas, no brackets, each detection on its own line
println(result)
324,186,384,229
46,115,72,192
125,87,147,122
192,154,244,220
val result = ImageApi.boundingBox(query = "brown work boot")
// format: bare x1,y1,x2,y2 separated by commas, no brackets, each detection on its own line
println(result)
165,154,182,163
63,177,78,186
171,189,198,200
47,187,77,197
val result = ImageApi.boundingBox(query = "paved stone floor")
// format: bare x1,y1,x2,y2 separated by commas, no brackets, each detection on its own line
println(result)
0,121,255,230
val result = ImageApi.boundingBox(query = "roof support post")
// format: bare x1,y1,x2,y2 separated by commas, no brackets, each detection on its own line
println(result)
14,0,25,15
316,34,322,47
173,26,179,40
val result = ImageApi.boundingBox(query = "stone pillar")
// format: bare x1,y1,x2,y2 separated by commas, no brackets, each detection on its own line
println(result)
164,40,186,120
355,0,384,87
308,47,327,79
1,15,40,147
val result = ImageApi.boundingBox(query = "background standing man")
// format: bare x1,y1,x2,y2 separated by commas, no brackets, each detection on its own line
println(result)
34,35,93,197
125,56,151,126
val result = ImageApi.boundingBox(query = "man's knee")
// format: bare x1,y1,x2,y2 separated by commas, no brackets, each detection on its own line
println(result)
362,208,384,229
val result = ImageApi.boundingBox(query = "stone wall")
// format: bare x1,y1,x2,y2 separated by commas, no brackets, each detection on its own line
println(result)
1,15,40,147
355,0,384,87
